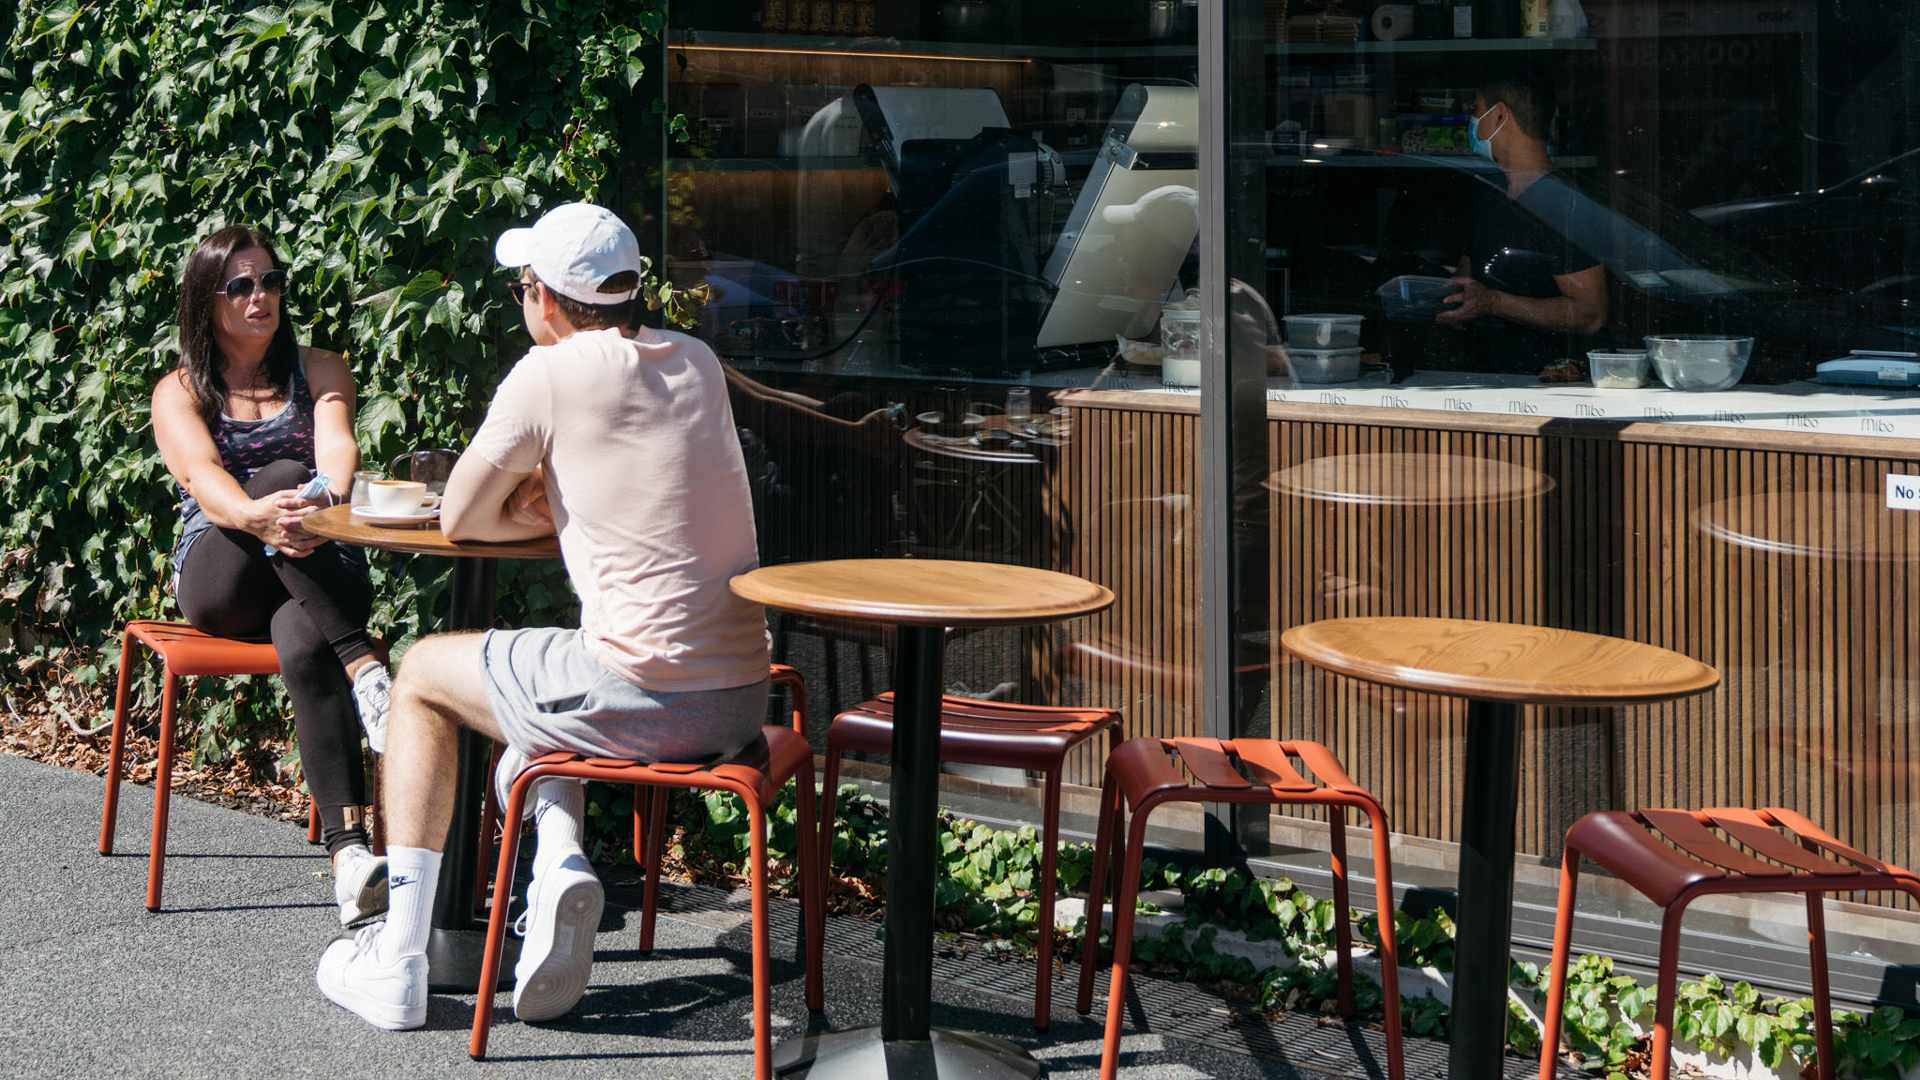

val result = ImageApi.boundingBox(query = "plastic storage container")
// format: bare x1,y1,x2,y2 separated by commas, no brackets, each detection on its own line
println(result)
1586,350,1649,389
1284,313,1365,348
1375,275,1457,321
1287,346,1363,383
1645,335,1753,392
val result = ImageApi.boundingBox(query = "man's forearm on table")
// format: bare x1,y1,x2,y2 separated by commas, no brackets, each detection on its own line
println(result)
1488,290,1605,336
441,499,553,542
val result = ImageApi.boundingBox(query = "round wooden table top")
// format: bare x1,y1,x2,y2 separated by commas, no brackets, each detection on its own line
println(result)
904,414,1061,465
1695,490,1920,564
1280,617,1719,706
731,559,1114,628
1266,452,1555,508
303,504,560,560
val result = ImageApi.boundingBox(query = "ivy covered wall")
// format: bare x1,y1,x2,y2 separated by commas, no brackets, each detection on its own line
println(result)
0,1,672,756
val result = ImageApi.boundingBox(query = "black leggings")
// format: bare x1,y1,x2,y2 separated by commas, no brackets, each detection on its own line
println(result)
176,459,376,854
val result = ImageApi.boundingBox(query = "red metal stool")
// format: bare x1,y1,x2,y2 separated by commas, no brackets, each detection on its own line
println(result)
818,690,1121,1030
629,664,809,872
1076,736,1405,1080
98,621,381,910
469,726,826,1077
1538,807,1920,1080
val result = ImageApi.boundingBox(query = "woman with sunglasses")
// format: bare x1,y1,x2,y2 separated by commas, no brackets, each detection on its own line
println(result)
151,225,392,926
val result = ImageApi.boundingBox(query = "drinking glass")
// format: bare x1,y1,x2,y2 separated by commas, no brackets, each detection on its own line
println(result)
350,470,382,508
1006,386,1032,422
388,449,458,495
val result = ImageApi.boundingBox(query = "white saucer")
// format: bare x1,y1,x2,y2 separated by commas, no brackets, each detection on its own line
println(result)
351,505,440,527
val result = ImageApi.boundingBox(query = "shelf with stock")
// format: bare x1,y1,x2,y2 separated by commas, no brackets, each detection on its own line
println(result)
667,29,1598,63
1265,152,1599,169
663,152,1600,172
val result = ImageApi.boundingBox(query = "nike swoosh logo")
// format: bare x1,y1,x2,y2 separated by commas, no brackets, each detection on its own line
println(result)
390,875,415,888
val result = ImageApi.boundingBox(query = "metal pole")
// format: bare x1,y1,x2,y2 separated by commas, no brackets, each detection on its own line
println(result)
1449,697,1523,1077
881,624,946,1041
426,557,505,991
1199,0,1276,861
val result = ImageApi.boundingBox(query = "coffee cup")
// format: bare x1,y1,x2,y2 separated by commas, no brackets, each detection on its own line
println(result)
365,479,429,516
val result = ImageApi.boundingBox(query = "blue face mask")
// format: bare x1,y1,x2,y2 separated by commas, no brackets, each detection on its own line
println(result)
1469,104,1507,161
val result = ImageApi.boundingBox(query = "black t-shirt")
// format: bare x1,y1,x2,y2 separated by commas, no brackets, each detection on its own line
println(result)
1462,172,1603,372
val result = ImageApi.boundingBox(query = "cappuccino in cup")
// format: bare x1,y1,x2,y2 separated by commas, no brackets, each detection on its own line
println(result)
365,479,429,516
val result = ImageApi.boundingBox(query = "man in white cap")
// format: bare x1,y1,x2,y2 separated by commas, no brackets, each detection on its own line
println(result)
316,202,771,1030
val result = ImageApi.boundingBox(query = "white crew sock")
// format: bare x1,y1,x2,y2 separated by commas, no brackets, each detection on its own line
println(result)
532,779,587,873
378,846,442,963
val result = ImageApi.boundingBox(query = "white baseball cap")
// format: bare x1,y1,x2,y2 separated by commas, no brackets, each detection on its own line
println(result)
494,202,644,305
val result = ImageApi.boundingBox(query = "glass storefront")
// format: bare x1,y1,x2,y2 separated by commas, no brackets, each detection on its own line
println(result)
660,1,1208,814
661,0,1920,988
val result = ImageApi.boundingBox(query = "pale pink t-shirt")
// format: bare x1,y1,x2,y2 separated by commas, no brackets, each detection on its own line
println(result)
467,326,770,692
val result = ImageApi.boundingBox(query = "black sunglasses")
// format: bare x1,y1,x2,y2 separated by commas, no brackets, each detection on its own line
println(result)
506,279,537,305
223,268,289,300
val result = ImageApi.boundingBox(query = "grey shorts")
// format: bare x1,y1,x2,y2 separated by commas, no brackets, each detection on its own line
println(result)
481,627,769,806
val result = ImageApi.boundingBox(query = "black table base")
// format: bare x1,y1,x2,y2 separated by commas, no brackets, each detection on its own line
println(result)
428,927,520,993
772,622,1039,1077
1448,698,1523,1078
773,1027,1041,1078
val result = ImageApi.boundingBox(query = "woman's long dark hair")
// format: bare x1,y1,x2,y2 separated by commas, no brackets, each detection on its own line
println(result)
175,225,300,426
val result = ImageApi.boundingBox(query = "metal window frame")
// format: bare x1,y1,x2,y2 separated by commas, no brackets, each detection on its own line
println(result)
1197,0,1273,862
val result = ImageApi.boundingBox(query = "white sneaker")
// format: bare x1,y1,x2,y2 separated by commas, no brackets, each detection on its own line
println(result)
352,662,393,754
333,843,388,926
316,922,427,1031
512,854,603,1022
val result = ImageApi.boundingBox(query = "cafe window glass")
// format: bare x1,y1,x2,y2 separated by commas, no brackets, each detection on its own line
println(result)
662,0,1207,821
1221,0,1920,992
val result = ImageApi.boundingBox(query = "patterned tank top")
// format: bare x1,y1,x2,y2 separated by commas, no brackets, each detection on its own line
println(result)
171,358,318,575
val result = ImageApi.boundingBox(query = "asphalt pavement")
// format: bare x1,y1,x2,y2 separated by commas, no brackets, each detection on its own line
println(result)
0,752,1348,1080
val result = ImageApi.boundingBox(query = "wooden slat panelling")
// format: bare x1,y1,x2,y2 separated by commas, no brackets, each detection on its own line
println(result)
1051,398,1918,909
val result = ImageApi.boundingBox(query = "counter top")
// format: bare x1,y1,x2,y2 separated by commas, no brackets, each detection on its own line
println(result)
1059,370,1920,457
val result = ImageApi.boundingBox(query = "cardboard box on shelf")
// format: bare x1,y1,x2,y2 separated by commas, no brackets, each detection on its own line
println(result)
1322,92,1383,147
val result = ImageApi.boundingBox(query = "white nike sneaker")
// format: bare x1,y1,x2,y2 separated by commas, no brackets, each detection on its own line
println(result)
316,922,427,1031
352,662,393,754
333,843,389,926
512,854,604,1022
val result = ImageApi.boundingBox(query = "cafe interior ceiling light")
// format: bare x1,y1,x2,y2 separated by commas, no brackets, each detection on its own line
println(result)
668,43,1030,64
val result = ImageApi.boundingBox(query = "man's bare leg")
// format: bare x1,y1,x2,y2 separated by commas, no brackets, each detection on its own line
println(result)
318,631,502,1031
379,632,506,850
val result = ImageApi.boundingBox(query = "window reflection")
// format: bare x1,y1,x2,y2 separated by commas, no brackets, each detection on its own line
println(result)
665,0,1920,968
1233,0,1920,980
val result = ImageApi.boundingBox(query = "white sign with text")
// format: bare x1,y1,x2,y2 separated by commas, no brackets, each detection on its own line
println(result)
1887,474,1920,511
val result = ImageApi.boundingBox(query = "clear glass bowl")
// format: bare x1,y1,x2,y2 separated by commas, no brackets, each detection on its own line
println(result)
1645,335,1754,391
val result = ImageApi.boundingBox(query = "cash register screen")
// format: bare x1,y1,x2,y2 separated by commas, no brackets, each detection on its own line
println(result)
854,86,1013,172
1036,84,1200,348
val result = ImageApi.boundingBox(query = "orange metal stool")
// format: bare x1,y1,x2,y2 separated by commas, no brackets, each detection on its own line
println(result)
469,725,826,1076
1076,736,1405,1080
820,690,1120,1030
628,664,809,871
1538,807,1920,1080
98,621,381,910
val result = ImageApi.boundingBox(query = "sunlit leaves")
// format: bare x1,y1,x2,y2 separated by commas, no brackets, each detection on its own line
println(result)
0,0,685,758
